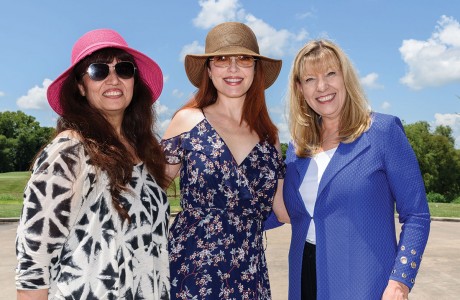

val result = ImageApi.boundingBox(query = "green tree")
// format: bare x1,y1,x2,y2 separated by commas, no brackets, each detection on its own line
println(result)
404,122,433,186
0,111,54,172
404,121,460,201
280,143,288,160
16,126,55,170
434,125,455,146
0,135,16,172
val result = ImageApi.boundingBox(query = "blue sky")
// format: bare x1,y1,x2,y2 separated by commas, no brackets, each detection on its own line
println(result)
1,0,459,146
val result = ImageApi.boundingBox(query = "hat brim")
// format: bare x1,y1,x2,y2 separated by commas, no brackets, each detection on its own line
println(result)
47,44,163,115
185,48,281,89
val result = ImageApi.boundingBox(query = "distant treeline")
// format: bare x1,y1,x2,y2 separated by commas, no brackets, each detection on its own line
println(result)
1,111,459,203
0,111,54,172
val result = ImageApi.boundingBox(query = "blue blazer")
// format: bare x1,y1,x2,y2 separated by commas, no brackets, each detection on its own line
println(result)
266,113,430,299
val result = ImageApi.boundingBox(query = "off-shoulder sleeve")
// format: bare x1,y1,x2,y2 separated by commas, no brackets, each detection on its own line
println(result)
272,142,286,180
277,156,286,179
161,135,184,165
15,136,85,290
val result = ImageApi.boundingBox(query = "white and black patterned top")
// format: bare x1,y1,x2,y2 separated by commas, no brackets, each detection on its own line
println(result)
16,135,170,299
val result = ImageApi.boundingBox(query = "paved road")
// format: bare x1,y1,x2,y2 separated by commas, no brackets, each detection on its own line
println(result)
2,220,459,299
265,220,460,300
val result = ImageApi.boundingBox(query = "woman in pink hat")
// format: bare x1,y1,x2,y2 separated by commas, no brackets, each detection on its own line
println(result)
161,22,290,299
15,29,170,299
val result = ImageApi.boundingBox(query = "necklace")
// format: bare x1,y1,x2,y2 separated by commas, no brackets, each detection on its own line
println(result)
320,129,339,145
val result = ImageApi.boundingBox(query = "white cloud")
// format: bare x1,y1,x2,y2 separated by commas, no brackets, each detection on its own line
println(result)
172,89,184,99
360,72,384,89
269,104,290,143
245,15,307,57
163,75,169,84
277,120,290,144
156,119,171,138
179,41,204,62
295,6,316,20
399,15,460,90
154,102,173,138
296,11,314,19
380,101,391,110
434,113,460,148
185,0,307,59
16,79,52,110
269,104,287,116
0,91,5,97
193,0,242,29
154,101,170,116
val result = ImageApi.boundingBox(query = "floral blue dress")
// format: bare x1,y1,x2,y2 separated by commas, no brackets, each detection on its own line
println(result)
161,118,285,300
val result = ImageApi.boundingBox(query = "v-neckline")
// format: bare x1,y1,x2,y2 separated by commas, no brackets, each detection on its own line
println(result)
202,118,260,167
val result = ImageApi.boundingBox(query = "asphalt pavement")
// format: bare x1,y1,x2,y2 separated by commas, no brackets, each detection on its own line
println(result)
1,219,459,299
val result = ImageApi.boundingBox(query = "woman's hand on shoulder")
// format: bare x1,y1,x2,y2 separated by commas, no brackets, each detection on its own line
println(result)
162,107,205,140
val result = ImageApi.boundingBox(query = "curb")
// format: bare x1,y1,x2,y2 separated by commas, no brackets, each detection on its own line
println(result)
430,216,460,222
0,218,20,224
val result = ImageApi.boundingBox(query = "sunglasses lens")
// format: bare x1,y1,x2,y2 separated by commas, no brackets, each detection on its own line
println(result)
211,56,255,67
115,62,136,79
236,56,255,67
87,64,109,81
212,56,228,67
85,62,136,81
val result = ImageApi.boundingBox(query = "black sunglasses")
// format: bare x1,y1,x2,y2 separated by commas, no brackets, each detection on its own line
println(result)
81,61,136,81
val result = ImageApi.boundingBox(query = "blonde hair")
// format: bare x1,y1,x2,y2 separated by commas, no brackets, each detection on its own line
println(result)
288,39,371,157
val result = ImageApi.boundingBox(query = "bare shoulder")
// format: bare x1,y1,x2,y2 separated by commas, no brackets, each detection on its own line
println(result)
163,107,205,139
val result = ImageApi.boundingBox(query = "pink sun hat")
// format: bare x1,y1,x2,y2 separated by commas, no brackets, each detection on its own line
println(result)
47,28,163,115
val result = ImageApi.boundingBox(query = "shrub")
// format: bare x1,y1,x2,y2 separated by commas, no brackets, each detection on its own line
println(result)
426,192,447,203
452,196,460,204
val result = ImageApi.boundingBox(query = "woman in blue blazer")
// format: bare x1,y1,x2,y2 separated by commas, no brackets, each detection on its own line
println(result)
268,40,431,300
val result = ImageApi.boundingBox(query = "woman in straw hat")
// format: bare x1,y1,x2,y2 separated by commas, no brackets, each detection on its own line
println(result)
161,22,290,299
16,29,170,299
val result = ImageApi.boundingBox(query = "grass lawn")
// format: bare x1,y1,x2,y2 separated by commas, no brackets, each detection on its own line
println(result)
0,171,183,217
1,171,460,218
0,171,30,195
0,172,30,218
428,202,460,218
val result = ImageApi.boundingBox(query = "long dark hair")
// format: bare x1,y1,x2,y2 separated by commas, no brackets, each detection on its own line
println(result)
182,60,278,145
57,47,167,221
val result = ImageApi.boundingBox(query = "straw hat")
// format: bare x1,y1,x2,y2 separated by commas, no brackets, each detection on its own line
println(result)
184,22,282,89
47,29,163,115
